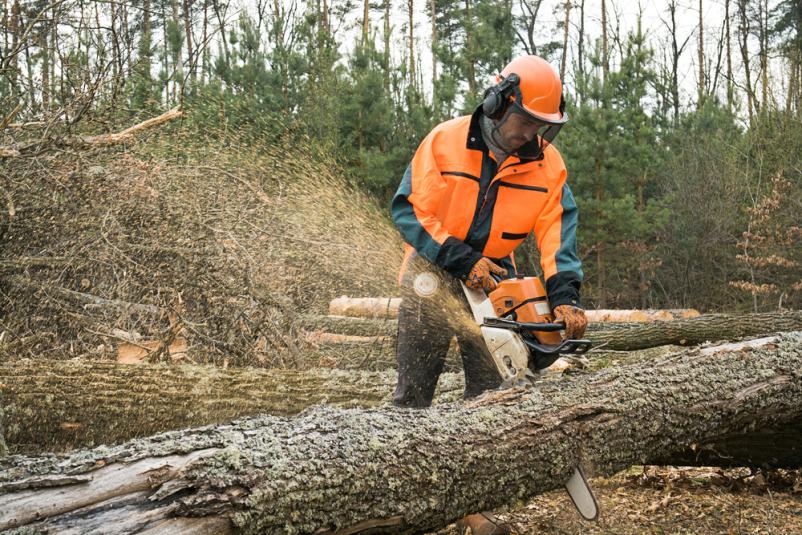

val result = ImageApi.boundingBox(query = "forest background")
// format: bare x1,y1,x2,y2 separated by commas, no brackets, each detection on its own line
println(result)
1,0,801,321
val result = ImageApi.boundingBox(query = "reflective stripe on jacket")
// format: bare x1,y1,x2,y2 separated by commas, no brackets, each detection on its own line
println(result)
391,107,583,308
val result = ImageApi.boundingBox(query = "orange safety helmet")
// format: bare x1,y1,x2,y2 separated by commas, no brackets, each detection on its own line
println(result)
482,55,568,155
483,55,567,125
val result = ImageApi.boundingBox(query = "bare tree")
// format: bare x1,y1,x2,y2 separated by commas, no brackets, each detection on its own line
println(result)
464,0,475,94
8,0,20,91
430,0,436,82
560,0,571,79
601,0,609,79
738,0,756,122
183,0,195,82
726,0,734,111
576,0,585,93
408,0,415,90
697,0,705,107
758,0,769,112
516,0,544,55
661,0,692,123
361,0,369,44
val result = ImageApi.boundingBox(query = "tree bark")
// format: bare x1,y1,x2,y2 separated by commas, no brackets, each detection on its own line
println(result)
1,334,801,533
0,360,465,453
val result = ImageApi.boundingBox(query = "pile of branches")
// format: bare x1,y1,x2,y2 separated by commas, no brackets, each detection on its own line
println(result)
0,118,401,367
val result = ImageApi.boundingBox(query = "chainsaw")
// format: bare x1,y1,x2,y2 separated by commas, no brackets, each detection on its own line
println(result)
459,273,598,521
460,274,592,386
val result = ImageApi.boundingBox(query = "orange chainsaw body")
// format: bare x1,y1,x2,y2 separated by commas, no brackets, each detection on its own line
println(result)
488,276,562,345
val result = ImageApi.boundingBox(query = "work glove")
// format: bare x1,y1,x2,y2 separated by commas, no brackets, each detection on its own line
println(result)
554,304,587,340
465,257,507,292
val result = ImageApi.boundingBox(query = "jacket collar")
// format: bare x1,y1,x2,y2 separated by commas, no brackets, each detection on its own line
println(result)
466,105,544,161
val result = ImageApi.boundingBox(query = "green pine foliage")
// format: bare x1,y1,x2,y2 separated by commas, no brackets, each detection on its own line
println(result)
3,0,801,311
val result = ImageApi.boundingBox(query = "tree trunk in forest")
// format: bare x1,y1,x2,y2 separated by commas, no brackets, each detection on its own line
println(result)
212,0,229,68
2,0,7,55
759,0,769,112
171,0,185,102
560,0,571,80
183,0,194,82
40,30,49,111
407,0,415,89
361,0,369,44
697,0,704,107
601,0,608,79
577,0,585,88
1,334,801,534
383,0,390,91
667,0,682,124
464,0,476,95
0,360,464,452
725,0,733,112
738,0,755,123
431,0,436,87
8,0,19,90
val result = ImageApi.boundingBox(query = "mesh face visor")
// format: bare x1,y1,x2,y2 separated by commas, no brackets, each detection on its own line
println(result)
489,102,568,159
509,102,567,149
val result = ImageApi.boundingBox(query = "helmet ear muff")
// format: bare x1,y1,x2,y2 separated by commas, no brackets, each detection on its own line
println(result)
482,73,520,120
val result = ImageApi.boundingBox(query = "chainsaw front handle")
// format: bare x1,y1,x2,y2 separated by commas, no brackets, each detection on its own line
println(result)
523,338,592,355
482,316,565,332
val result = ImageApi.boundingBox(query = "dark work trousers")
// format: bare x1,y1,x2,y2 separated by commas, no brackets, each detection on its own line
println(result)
393,277,503,408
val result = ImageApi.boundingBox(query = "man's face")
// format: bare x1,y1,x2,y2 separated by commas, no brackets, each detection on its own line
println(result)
495,110,546,151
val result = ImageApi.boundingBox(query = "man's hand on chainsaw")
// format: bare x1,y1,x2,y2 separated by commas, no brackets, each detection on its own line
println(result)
554,304,587,339
465,257,507,292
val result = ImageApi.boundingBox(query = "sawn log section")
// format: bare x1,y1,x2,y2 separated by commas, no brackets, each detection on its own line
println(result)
0,361,465,452
1,333,801,534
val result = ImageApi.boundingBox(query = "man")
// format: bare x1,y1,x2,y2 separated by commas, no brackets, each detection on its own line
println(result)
390,55,587,533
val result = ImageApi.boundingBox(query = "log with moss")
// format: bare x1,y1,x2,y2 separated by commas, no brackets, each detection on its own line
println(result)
1,333,800,534
0,360,464,453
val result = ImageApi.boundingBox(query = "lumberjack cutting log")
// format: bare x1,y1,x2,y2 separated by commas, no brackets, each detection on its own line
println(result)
391,55,598,533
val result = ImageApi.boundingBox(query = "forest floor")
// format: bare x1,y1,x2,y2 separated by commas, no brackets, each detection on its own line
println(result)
435,466,802,534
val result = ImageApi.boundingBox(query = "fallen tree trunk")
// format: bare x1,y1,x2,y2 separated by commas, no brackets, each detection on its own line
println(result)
300,311,802,352
0,359,465,453
653,417,802,468
1,333,801,534
592,310,802,350
328,297,700,323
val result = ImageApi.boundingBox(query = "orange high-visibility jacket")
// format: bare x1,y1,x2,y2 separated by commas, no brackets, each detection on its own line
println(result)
391,107,583,308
